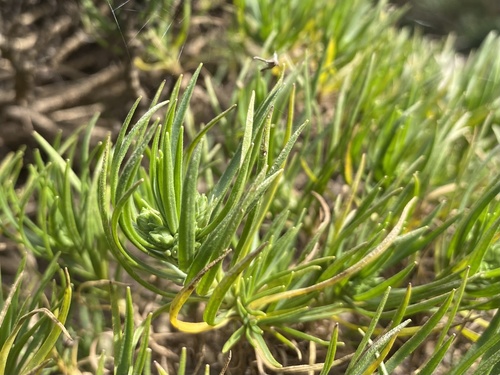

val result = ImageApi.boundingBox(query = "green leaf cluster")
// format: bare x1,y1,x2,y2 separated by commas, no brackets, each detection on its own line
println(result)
2,0,500,373
0,261,72,375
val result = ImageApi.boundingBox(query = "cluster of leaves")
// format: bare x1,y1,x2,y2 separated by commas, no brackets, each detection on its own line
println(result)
0,119,108,281
0,260,71,375
2,0,500,374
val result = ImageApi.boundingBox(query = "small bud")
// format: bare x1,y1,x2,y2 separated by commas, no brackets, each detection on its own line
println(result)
136,207,164,231
149,229,175,247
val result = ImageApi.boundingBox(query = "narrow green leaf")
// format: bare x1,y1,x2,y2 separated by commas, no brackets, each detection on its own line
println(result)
116,119,159,201
207,139,245,207
277,326,329,346
329,70,350,154
111,101,168,202
80,112,99,173
253,71,284,128
267,328,302,360
256,106,272,170
247,329,282,369
204,242,268,325
388,283,412,330
178,144,202,271
178,347,187,375
448,178,500,260
450,308,500,375
0,259,25,328
418,334,456,375
354,262,416,301
360,285,413,374
338,153,366,234
115,287,134,375
285,83,296,144
21,268,72,374
60,162,81,246
33,132,81,191
333,187,403,250
436,267,469,350
96,352,106,375
97,135,112,228
258,305,331,326
166,75,182,130
319,324,339,375
184,104,237,167
171,64,203,162
222,326,246,353
112,94,141,156
174,125,184,216
268,121,308,176
386,213,460,268
385,289,456,372
242,91,255,167
475,347,500,375
198,142,254,238
143,349,152,375
164,97,177,136
159,132,179,234
346,287,391,374
109,283,122,365
150,80,166,108
469,213,500,275
348,319,412,375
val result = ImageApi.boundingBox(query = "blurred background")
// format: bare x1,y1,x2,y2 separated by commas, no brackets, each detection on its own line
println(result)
390,0,500,52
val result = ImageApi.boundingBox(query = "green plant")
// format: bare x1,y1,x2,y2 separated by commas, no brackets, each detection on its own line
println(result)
2,0,500,373
0,260,72,375
0,117,109,281
96,63,323,359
